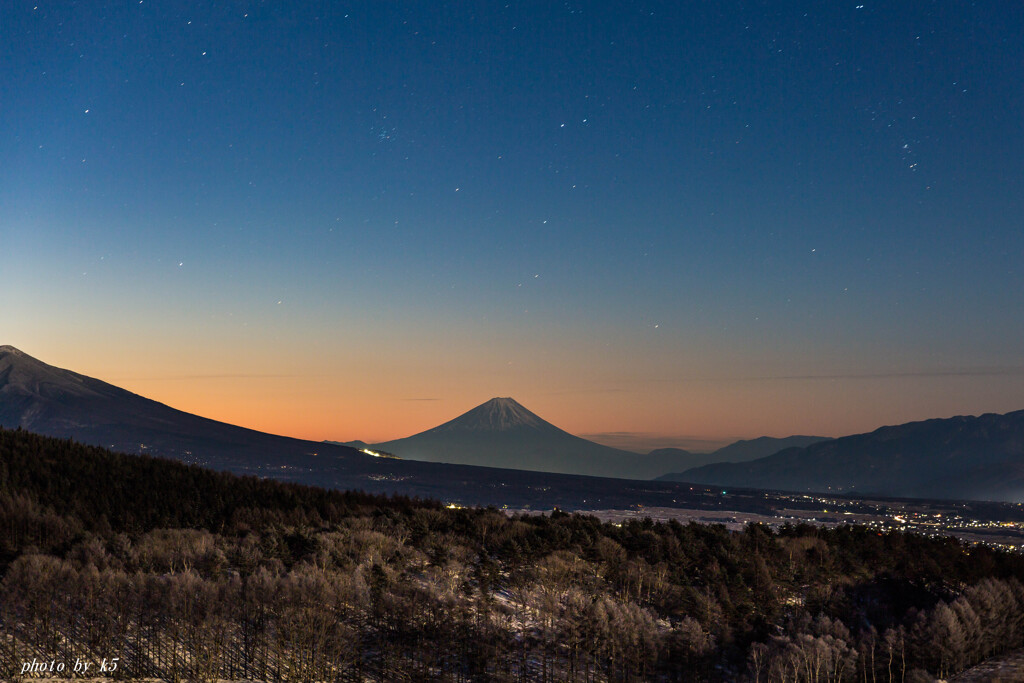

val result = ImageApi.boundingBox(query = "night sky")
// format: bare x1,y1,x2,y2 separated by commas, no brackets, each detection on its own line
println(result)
3,2,1023,451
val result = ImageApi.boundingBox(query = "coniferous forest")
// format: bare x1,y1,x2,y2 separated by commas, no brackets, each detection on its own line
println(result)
1,426,1023,681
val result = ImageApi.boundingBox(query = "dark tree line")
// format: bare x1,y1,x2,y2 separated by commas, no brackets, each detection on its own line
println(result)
1,426,1023,681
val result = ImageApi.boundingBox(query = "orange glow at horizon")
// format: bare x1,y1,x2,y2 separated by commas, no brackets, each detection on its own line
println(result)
26,342,1021,453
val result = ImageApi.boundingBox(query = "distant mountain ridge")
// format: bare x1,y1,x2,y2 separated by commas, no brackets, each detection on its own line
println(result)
708,435,832,462
655,435,832,480
677,411,1024,502
370,397,698,479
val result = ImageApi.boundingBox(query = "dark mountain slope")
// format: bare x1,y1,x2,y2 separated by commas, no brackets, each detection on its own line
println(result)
679,411,1024,501
0,344,371,474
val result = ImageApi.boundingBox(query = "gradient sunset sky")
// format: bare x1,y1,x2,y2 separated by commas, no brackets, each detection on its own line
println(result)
3,2,1023,451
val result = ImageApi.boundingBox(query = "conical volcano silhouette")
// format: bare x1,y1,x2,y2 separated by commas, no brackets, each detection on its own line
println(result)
372,397,670,479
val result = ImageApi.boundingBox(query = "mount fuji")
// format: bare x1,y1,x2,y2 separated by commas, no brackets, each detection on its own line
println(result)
364,397,696,479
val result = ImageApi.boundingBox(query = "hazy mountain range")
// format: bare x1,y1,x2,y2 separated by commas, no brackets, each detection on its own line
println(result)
648,436,831,474
672,411,1024,501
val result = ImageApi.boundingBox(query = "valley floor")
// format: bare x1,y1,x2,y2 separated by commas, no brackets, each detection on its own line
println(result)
518,503,1024,553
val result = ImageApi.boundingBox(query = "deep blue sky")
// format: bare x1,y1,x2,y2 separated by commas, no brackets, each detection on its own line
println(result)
3,1,1023,447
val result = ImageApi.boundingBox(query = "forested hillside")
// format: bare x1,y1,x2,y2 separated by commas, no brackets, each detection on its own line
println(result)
1,426,1023,681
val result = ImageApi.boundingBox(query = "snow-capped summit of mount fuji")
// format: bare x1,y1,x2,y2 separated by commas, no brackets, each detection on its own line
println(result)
426,397,556,433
